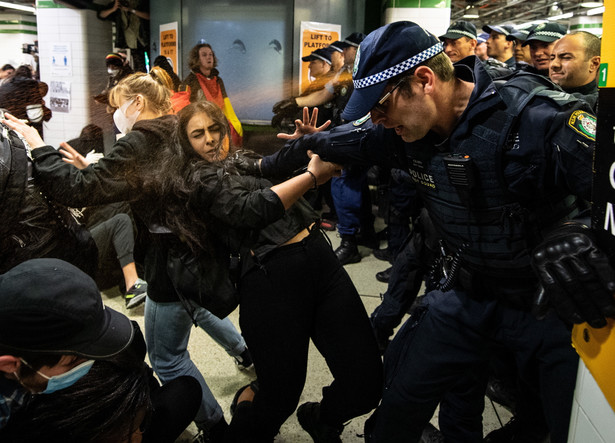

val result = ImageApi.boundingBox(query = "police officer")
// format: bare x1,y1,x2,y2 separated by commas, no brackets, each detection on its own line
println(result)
440,21,512,79
522,22,567,76
506,26,533,68
550,31,600,111
259,21,615,443
440,20,479,63
483,24,516,69
475,32,489,61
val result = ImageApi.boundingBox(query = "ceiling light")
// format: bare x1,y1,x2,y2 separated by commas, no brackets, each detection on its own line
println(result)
0,1,36,13
547,12,573,20
580,1,603,7
586,5,605,15
517,20,547,28
548,3,564,16
463,5,479,19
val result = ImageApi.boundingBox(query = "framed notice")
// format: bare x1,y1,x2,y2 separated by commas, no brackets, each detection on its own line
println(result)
160,22,179,73
299,21,341,94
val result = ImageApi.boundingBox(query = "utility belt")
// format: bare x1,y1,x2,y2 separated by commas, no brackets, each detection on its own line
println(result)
430,243,539,311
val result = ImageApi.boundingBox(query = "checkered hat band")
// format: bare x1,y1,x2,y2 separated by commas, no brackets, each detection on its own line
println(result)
330,45,343,53
344,39,360,47
354,42,444,89
313,54,331,64
533,30,566,39
449,30,477,40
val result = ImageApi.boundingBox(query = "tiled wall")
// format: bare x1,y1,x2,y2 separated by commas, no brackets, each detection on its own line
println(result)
36,3,113,148
0,14,38,68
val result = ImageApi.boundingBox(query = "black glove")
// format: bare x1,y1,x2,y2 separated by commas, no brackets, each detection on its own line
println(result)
272,97,298,115
531,222,615,328
231,151,262,176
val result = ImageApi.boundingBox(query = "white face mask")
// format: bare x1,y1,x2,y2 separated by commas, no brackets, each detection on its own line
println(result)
108,68,120,76
113,98,140,134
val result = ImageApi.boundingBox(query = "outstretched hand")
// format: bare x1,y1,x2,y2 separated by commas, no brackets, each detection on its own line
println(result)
2,112,46,149
59,142,91,170
277,107,331,141
306,150,342,185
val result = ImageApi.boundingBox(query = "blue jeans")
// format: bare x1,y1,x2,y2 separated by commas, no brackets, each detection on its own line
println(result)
144,298,247,429
331,167,373,236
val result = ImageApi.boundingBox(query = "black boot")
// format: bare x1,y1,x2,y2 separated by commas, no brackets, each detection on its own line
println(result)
334,235,361,265
297,402,343,443
375,267,393,283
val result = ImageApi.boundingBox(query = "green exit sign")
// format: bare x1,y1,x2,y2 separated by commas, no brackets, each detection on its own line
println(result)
599,63,608,87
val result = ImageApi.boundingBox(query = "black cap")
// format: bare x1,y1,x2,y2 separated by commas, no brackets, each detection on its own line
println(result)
301,47,333,64
439,21,477,41
336,32,366,49
0,258,134,359
482,24,515,36
477,32,489,44
341,21,443,121
506,26,535,42
328,41,345,53
522,23,567,46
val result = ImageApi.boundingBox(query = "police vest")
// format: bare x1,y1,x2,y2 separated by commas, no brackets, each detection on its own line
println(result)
408,73,583,279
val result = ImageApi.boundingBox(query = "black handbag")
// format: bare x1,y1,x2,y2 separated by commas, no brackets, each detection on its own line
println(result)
166,237,240,321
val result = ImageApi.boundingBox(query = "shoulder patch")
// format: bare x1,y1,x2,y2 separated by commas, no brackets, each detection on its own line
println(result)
567,110,596,141
353,113,372,126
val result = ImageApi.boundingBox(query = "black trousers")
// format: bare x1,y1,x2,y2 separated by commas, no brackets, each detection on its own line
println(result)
230,230,383,441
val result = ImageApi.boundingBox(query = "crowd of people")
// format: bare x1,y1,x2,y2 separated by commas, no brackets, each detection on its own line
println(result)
0,14,612,443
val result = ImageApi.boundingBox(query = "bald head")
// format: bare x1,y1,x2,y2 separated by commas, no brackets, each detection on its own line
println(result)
549,32,601,90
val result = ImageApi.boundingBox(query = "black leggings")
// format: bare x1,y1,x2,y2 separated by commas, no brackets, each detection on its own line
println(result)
231,230,383,441
143,375,202,443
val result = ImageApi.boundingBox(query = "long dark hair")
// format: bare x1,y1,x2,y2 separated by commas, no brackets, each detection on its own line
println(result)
0,359,151,442
151,101,233,252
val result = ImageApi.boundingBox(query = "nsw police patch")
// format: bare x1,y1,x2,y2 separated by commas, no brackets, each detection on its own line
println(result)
567,110,596,141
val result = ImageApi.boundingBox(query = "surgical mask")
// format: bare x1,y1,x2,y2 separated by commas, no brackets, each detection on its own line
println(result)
108,68,120,76
19,358,95,394
113,98,140,134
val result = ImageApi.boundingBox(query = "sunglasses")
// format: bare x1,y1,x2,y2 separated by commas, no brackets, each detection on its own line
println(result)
372,79,405,114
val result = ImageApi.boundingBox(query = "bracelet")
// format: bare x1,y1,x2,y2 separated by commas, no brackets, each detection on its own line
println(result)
305,170,318,190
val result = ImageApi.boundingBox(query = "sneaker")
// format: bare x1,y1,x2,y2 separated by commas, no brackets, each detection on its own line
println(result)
320,219,337,231
125,278,147,309
297,402,343,443
234,348,254,371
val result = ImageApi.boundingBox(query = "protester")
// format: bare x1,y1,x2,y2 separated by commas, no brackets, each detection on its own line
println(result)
4,72,252,441
170,101,383,442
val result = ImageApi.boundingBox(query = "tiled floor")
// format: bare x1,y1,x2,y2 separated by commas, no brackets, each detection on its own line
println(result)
101,225,511,442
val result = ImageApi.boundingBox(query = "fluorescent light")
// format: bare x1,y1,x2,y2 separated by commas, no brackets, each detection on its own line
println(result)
0,1,36,13
517,20,547,28
547,12,573,20
586,6,605,15
580,1,603,7
463,5,479,19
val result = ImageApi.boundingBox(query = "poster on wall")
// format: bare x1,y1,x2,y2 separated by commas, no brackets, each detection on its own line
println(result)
299,21,341,94
49,81,70,113
50,43,72,77
160,22,179,73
